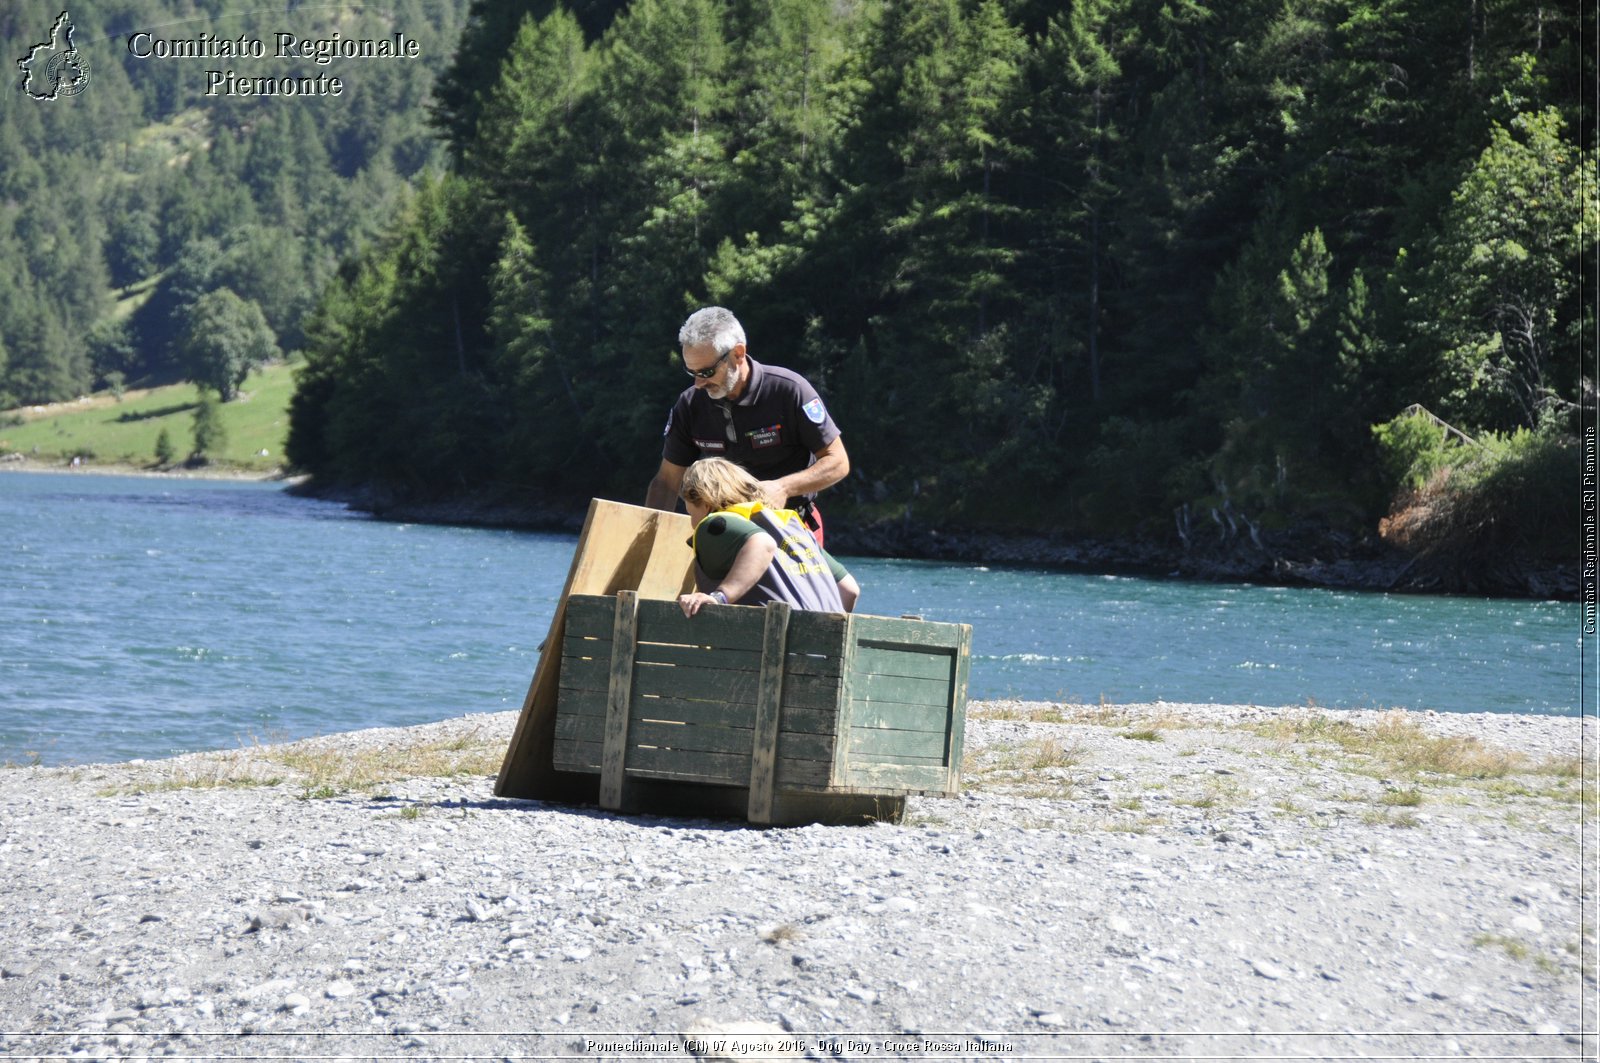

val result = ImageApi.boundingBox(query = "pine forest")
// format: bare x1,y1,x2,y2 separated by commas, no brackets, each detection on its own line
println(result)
3,0,1594,592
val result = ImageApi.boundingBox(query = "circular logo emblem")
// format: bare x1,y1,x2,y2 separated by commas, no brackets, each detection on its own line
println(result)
44,49,90,97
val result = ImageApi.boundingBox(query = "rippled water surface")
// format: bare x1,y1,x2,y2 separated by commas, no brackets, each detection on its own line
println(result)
0,473,1584,765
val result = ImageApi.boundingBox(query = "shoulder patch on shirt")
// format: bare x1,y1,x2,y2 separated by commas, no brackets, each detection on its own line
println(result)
705,516,727,536
802,398,827,425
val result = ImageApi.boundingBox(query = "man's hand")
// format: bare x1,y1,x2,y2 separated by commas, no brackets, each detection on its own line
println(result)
758,479,788,511
764,438,849,510
646,459,688,511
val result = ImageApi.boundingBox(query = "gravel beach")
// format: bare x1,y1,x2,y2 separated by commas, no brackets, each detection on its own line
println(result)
1,702,1594,1062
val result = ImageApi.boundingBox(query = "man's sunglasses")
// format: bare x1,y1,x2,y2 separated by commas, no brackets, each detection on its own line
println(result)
685,349,731,379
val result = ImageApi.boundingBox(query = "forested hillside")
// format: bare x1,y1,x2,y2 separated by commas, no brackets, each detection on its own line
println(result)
0,0,469,406
6,1,1591,591
284,0,1592,584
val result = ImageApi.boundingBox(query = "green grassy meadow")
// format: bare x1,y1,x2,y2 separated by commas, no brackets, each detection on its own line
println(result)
0,362,297,473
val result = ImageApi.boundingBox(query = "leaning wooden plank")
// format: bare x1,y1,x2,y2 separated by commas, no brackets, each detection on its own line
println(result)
496,501,694,800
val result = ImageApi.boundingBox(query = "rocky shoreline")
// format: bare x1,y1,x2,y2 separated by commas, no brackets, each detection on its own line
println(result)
4,462,1574,599
1,702,1593,1061
289,478,1579,601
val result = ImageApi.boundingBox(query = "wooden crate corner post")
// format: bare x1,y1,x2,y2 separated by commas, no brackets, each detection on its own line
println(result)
599,590,641,812
745,599,792,825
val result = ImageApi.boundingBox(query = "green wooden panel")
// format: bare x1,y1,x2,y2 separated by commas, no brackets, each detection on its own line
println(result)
564,595,618,639
779,671,847,711
628,718,752,755
562,630,612,658
853,670,955,708
843,761,953,793
844,700,948,733
853,644,955,682
783,611,849,656
559,653,610,692
782,652,843,678
850,616,968,650
848,723,951,761
551,740,601,774
631,663,763,704
554,711,605,746
776,705,842,737
556,739,844,792
555,685,609,720
775,731,835,766
634,600,766,651
771,755,835,790
622,745,749,785
636,641,764,672
629,695,756,727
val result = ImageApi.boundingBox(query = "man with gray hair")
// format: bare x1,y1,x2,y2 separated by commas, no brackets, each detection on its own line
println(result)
645,306,849,547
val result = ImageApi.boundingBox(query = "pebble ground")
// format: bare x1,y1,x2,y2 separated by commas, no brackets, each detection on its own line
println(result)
0,702,1593,1061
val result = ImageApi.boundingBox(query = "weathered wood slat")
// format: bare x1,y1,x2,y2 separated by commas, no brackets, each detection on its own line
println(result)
557,739,839,790
779,671,852,711
848,723,951,761
781,652,843,678
630,664,763,704
843,761,952,790
853,671,957,708
555,711,604,745
775,705,841,737
562,630,612,658
634,600,767,651
636,641,765,672
558,653,610,692
563,594,619,639
842,700,949,733
782,611,849,656
853,643,956,682
851,617,966,649
558,707,833,761
627,718,752,755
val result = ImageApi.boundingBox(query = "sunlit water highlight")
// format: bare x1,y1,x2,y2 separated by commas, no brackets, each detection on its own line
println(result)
0,473,1583,765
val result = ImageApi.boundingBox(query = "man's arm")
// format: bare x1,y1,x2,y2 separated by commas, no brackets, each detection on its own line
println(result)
760,437,850,510
645,458,689,511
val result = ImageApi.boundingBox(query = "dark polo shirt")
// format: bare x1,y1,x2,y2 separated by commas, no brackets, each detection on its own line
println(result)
661,358,840,506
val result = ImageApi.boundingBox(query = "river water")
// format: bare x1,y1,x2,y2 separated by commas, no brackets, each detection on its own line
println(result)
0,472,1586,765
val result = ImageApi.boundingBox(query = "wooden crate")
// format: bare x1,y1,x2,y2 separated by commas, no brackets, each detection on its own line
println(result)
552,590,971,824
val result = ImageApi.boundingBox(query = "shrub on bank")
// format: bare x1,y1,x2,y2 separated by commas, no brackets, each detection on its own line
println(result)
1375,411,1577,565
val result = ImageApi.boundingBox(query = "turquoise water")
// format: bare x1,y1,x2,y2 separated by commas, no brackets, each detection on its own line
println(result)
0,472,1586,765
